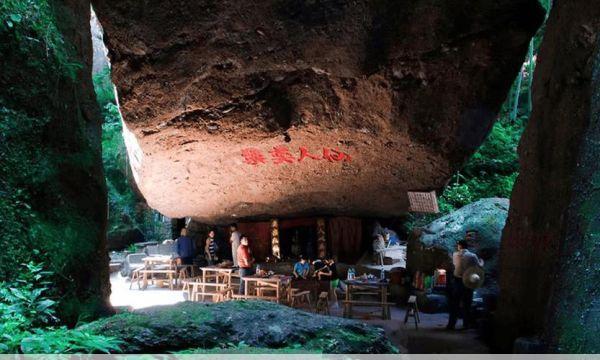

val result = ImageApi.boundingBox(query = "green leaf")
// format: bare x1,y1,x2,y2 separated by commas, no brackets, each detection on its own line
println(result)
10,14,22,23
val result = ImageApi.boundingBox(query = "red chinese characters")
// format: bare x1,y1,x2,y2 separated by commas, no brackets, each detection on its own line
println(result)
298,146,321,162
241,148,267,165
322,147,352,162
241,146,352,165
270,145,296,164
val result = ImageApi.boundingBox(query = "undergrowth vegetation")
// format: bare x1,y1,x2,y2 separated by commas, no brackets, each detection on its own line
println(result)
0,262,122,353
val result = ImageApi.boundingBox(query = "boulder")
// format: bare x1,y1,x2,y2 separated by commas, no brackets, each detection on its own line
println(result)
81,301,398,353
408,198,509,297
91,0,544,223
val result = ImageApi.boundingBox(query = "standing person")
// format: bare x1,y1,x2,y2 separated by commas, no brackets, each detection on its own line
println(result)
230,224,241,267
176,228,196,265
204,230,218,265
237,236,255,294
446,234,483,330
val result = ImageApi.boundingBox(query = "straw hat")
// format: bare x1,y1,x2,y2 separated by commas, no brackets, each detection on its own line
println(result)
462,266,485,289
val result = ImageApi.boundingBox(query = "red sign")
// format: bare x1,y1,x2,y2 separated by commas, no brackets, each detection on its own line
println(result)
241,146,352,166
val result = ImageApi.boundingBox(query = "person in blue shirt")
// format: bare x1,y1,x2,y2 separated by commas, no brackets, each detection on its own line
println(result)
293,255,310,279
176,228,196,265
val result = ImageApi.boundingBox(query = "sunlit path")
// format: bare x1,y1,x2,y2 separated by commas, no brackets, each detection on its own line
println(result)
109,273,186,310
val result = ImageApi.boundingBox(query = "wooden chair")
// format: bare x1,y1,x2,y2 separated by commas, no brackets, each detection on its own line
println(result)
177,265,191,287
140,269,177,290
316,291,330,315
343,300,394,320
129,267,143,290
404,295,420,329
290,289,312,310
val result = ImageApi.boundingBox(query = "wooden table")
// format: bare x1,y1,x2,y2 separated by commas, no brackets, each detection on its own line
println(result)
343,279,392,320
182,279,231,302
237,275,291,304
141,256,176,290
179,267,237,302
200,266,236,285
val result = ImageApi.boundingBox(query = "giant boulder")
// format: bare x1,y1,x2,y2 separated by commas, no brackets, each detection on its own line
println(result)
81,301,398,353
408,198,509,297
91,0,544,223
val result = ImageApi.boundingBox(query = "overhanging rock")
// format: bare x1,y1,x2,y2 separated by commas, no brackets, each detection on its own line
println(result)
92,0,544,223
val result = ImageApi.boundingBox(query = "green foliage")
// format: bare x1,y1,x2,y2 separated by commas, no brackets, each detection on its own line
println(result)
0,263,122,354
93,65,171,244
0,107,45,277
92,67,117,108
0,0,81,78
18,327,122,354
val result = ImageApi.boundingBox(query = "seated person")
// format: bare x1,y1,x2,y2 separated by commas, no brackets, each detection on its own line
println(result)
325,258,346,293
313,258,332,280
293,255,310,279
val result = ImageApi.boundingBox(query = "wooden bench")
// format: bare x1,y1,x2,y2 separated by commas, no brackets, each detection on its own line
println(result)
140,269,177,290
230,294,278,302
343,300,394,320
185,281,230,302
290,289,312,310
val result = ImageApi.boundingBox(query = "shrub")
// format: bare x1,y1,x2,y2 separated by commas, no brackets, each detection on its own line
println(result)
0,262,122,354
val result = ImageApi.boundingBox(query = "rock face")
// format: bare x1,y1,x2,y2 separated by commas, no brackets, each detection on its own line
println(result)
82,301,398,353
0,0,111,323
91,0,543,223
495,1,600,352
408,198,509,297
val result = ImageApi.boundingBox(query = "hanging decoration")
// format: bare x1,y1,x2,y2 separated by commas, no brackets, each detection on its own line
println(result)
270,219,281,260
317,218,327,259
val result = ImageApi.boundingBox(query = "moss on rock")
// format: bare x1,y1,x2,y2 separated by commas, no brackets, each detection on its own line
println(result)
81,301,399,354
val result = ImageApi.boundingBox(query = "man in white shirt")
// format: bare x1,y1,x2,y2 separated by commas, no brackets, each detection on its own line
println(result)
447,233,483,330
230,224,241,267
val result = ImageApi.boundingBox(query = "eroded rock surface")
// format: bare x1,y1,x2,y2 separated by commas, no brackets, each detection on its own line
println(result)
496,0,600,352
408,198,508,298
82,301,398,353
92,0,543,222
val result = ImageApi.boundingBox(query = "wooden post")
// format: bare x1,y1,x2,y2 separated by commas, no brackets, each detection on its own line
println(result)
270,219,281,260
317,218,327,258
